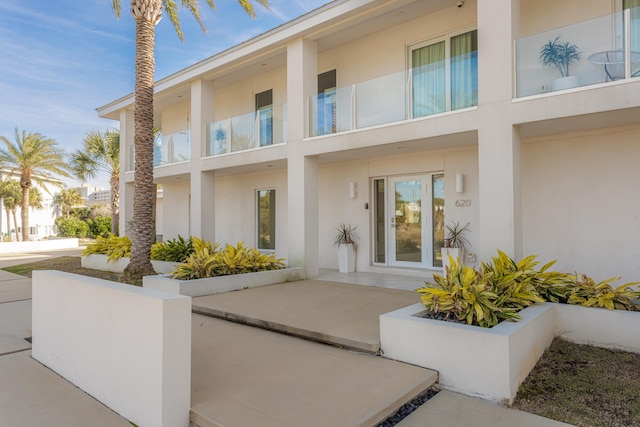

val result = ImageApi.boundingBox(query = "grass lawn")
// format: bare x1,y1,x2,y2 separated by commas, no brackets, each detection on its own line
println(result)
2,256,123,283
513,337,640,427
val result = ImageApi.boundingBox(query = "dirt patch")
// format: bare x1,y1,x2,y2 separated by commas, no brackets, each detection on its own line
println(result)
513,337,640,427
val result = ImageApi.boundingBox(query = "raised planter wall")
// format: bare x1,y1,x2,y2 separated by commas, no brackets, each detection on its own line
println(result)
81,254,178,274
0,238,78,253
380,302,640,404
555,304,640,353
32,271,192,427
143,267,305,297
380,303,556,404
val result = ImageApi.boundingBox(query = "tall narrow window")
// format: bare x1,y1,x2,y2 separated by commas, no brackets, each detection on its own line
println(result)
450,30,478,110
257,189,276,250
317,70,337,135
255,90,273,147
373,179,386,264
432,174,445,267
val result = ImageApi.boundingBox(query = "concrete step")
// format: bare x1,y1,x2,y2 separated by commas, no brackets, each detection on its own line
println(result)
190,314,438,427
192,280,420,354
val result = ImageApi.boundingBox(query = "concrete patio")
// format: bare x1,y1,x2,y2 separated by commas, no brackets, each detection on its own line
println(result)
0,250,572,426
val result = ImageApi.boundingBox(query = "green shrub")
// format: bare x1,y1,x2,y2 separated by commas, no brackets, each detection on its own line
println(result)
151,235,193,262
83,235,131,262
171,239,285,280
56,216,90,238
88,216,112,239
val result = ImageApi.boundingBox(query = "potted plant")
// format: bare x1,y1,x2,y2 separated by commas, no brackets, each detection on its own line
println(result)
441,221,470,270
334,223,359,273
539,36,582,91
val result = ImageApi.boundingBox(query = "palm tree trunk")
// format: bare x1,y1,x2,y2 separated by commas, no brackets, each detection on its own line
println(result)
20,185,29,241
124,7,159,279
12,208,19,242
4,208,10,241
110,173,120,235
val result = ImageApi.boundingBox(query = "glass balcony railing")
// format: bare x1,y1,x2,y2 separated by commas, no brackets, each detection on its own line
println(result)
516,7,640,98
206,104,287,156
309,57,478,137
154,130,191,166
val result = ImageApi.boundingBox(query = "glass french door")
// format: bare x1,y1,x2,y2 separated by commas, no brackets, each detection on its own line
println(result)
374,174,444,268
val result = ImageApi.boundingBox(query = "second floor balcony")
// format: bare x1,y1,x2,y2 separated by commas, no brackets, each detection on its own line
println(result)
309,29,478,137
206,104,287,157
516,6,640,98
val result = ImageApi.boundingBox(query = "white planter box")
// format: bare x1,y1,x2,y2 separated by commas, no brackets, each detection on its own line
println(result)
380,303,556,404
380,301,640,404
81,254,130,273
143,267,305,297
81,255,179,274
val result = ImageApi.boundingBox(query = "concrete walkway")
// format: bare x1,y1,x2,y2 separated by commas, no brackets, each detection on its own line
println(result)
193,279,420,353
0,250,576,426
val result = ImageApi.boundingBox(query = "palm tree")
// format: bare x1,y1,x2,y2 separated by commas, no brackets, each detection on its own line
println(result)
0,129,71,241
111,0,269,280
53,189,84,218
71,129,120,235
0,179,21,241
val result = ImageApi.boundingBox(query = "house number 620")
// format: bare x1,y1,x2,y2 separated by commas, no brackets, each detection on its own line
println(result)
455,199,472,207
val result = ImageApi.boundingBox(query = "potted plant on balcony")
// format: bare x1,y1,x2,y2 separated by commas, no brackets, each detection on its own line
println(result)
334,223,359,273
539,36,582,91
441,221,471,270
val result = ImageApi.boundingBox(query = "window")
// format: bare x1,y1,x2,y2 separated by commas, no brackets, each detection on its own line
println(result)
411,29,477,117
257,189,275,250
317,70,337,135
255,90,273,147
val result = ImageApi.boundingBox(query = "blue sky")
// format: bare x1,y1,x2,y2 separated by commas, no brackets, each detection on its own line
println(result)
0,0,331,188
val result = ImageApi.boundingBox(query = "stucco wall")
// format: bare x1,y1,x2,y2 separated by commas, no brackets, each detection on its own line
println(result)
161,181,191,240
214,170,288,260
521,125,640,282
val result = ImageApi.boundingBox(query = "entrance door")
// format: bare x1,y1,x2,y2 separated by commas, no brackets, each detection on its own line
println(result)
389,176,428,267
374,174,444,268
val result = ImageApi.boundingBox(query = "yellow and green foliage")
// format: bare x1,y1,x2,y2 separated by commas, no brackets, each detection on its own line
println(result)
82,235,132,262
171,239,285,280
567,274,640,311
418,250,640,328
417,256,520,328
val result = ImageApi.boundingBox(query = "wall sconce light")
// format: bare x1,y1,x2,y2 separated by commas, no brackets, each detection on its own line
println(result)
456,173,464,193
349,181,358,199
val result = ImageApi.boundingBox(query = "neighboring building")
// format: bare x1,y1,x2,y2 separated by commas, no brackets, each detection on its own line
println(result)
98,0,640,282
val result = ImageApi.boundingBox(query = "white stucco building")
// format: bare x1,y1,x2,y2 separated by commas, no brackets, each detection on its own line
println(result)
98,0,640,282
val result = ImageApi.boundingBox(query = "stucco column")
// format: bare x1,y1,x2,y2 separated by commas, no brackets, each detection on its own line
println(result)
119,109,134,236
190,79,216,240
476,0,522,261
287,37,319,275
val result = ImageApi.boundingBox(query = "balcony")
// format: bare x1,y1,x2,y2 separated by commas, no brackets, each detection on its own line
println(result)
154,130,190,167
206,104,287,157
309,45,478,137
516,7,640,98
